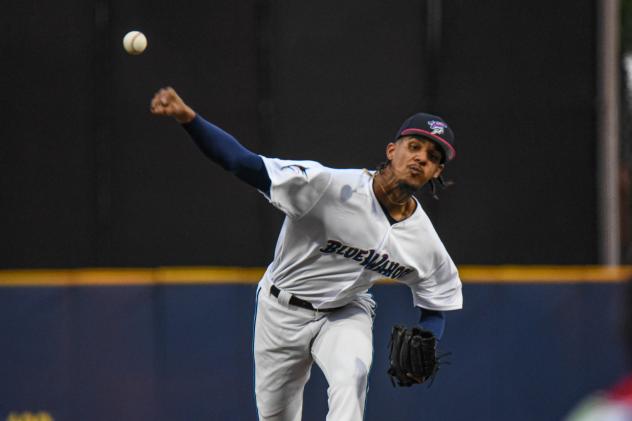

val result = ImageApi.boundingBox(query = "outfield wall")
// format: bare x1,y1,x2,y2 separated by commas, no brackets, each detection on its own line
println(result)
2,0,598,268
1,268,628,421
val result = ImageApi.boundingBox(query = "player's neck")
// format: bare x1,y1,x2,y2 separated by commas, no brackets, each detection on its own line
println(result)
373,170,416,220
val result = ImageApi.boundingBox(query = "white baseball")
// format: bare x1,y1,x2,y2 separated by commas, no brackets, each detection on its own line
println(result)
123,31,147,55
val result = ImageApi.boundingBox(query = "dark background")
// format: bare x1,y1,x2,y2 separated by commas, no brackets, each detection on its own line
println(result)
1,0,597,269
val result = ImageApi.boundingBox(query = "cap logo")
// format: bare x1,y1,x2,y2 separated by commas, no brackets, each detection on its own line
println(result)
427,120,448,136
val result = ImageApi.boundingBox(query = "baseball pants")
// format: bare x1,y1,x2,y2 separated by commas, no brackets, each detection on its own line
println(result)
254,281,375,421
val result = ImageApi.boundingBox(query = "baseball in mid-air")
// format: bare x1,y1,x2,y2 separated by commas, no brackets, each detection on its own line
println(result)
123,31,147,55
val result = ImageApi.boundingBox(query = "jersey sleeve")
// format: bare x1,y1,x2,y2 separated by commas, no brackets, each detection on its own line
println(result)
405,257,463,311
258,156,332,219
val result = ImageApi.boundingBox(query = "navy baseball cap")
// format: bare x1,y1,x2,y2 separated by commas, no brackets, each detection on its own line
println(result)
395,113,456,162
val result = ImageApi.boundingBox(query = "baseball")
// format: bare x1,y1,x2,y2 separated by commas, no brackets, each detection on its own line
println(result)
123,31,147,55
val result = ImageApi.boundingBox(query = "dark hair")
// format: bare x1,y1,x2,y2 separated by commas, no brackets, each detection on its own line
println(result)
375,160,453,200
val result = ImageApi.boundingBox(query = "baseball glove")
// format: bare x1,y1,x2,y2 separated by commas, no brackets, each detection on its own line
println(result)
387,325,443,387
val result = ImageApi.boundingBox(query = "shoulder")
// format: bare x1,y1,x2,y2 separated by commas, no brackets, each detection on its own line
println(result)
260,157,373,184
327,167,372,179
260,156,371,175
258,156,331,182
409,200,453,259
325,167,373,185
412,200,440,234
259,156,327,172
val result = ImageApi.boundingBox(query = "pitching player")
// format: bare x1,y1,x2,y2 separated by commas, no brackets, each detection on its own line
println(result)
151,87,463,421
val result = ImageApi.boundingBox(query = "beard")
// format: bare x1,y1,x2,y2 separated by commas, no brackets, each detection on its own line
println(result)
379,165,424,196
378,179,422,199
396,180,420,195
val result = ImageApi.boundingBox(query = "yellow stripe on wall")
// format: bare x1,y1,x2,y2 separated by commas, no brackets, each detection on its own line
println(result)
0,266,631,287
0,267,265,287
459,265,632,283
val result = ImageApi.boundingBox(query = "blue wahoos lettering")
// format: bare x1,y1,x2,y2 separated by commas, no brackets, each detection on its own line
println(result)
319,240,414,279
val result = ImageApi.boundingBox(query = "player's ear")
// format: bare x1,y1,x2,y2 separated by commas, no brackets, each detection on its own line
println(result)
385,142,396,161
432,164,445,179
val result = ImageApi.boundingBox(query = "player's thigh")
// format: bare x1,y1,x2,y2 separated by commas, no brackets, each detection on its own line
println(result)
311,301,374,386
254,287,317,364
254,289,318,413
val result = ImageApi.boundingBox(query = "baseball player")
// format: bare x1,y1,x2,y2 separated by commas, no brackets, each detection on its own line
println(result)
150,87,463,421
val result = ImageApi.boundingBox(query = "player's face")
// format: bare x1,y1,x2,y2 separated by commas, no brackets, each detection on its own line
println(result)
385,136,444,189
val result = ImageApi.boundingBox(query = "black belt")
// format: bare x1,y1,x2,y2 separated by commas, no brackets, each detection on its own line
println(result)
270,285,344,312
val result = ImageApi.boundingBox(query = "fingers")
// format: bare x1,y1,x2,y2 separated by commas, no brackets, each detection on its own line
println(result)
149,86,194,123
150,94,161,113
150,86,179,116
159,87,178,106
159,87,173,105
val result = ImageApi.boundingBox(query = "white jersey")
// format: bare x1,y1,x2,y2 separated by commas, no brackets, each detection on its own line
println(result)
258,156,463,311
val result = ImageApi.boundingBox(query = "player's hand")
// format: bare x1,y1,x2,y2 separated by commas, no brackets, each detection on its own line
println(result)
150,87,196,124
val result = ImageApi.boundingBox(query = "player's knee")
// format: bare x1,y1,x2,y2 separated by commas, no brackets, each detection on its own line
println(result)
328,358,370,388
256,394,302,420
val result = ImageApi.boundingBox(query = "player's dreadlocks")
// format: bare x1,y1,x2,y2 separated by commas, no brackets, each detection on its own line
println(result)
375,159,453,200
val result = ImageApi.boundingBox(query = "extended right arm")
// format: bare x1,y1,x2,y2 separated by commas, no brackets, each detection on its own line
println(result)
150,87,271,194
